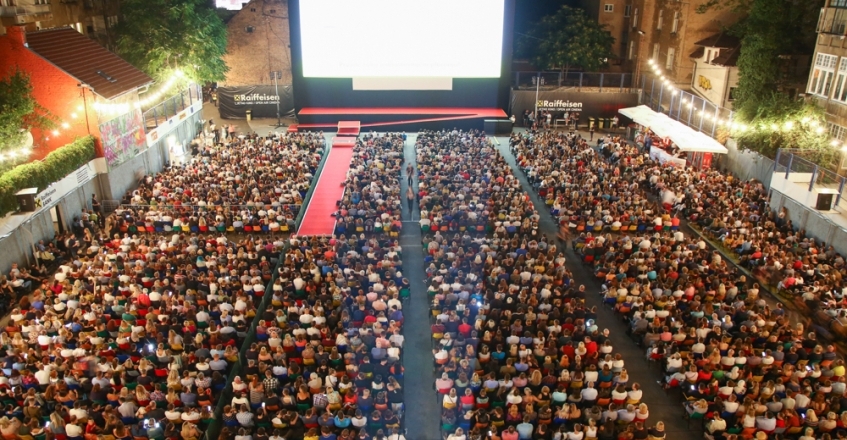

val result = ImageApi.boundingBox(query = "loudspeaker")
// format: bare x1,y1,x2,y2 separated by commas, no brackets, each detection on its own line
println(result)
816,192,835,211
15,188,38,212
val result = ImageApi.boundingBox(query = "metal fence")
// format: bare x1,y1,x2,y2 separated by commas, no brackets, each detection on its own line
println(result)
774,149,847,208
513,71,637,92
639,75,733,139
142,84,203,130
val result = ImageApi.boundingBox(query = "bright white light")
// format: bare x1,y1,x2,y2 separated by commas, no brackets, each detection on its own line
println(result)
61,122,69,129
770,124,778,131
52,130,59,136
71,113,77,119
784,121,794,130
300,0,505,78
832,140,841,147
76,105,83,111
686,102,693,108
671,90,678,96
816,127,825,134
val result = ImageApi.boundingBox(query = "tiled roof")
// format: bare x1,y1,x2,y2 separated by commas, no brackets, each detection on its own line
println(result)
25,27,153,100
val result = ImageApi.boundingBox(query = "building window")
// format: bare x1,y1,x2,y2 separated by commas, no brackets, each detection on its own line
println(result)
706,49,711,62
666,48,675,70
672,11,680,33
625,5,631,17
834,0,847,8
829,122,847,141
810,53,838,97
657,10,663,30
604,4,614,12
834,58,847,102
728,87,738,101
245,26,254,33
633,8,638,28
653,43,660,62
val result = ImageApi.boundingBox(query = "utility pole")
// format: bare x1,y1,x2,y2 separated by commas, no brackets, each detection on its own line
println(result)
270,71,283,127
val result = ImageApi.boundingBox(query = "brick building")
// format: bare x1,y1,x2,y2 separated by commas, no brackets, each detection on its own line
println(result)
578,1,739,87
0,0,119,48
221,0,292,86
579,0,632,70
808,0,847,154
0,26,152,160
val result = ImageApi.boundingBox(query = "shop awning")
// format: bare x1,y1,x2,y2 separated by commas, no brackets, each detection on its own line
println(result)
618,105,728,154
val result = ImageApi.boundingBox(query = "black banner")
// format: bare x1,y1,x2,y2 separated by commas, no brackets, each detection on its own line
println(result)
509,90,638,121
217,85,296,119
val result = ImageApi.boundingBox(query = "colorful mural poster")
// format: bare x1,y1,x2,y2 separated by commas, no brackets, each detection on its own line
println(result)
100,109,146,169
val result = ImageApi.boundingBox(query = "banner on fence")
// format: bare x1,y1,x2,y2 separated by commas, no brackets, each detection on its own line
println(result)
217,85,296,119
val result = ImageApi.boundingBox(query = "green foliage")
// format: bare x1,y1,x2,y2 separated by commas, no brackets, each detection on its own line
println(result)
519,5,615,73
114,0,229,84
0,70,56,153
731,95,838,164
732,0,822,116
0,136,96,217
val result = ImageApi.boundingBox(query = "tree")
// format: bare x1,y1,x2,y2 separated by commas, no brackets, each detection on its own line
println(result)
114,0,228,84
0,70,55,153
730,94,838,166
729,0,822,119
519,5,615,74
699,0,826,159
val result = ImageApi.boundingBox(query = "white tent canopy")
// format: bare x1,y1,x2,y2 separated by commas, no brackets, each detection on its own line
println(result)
618,105,728,154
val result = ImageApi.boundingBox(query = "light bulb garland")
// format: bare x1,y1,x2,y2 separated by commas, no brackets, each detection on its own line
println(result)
92,69,185,116
645,59,842,146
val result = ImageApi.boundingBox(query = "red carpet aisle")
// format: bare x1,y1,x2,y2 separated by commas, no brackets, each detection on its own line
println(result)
296,138,355,236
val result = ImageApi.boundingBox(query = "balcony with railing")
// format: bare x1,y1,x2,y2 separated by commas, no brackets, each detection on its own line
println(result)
818,7,847,35
141,84,203,131
0,4,52,26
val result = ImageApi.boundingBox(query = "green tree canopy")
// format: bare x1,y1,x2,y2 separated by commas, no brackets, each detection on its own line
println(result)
0,70,55,153
519,5,615,73
729,0,821,119
115,0,228,84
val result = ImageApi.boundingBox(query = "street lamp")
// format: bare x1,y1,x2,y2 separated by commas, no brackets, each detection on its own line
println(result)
533,72,542,128
270,71,284,128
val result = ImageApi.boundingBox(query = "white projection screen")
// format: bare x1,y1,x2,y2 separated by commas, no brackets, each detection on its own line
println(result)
299,0,506,79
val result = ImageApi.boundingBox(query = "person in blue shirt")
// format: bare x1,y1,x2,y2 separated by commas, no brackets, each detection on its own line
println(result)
516,415,534,439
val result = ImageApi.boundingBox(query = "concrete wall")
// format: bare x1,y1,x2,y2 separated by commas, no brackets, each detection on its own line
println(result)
721,138,776,188
0,177,98,274
104,137,167,202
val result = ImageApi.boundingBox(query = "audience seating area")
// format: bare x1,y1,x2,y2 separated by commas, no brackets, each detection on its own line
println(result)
512,129,847,440
420,130,664,440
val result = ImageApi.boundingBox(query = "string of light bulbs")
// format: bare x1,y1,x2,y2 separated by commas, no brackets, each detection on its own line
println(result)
92,69,185,115
646,59,845,148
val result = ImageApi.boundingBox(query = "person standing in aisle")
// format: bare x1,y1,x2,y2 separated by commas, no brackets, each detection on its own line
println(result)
406,187,415,219
406,164,414,186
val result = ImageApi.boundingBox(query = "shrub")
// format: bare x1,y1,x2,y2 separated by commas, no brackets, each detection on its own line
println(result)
0,136,96,216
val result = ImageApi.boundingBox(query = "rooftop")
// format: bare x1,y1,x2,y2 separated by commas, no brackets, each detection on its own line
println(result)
24,27,153,100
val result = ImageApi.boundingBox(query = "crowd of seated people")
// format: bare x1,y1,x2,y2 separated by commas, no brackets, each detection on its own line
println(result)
219,132,408,440
511,129,847,440
0,130,350,440
334,133,405,239
106,131,325,237
419,130,663,440
0,210,272,440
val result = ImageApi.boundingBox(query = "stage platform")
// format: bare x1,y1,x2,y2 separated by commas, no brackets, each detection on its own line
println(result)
297,107,507,131
296,136,356,236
